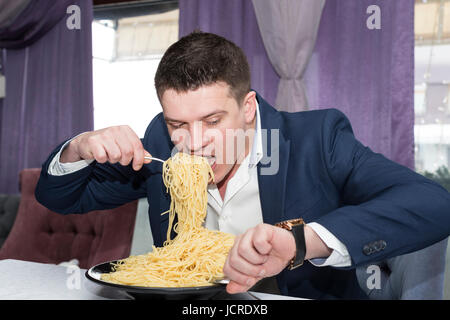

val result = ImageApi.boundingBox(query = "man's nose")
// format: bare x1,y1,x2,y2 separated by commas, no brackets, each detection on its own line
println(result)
188,121,209,154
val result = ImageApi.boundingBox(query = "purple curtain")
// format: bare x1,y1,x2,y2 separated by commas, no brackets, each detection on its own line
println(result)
304,0,415,169
0,0,72,49
179,0,280,107
0,0,94,194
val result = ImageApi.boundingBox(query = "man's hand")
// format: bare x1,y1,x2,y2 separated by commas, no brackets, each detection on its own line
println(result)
223,223,296,294
223,222,333,294
60,125,152,171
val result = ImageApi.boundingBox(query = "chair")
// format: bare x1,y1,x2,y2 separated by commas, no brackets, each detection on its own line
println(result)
356,238,449,299
0,194,21,248
0,168,138,269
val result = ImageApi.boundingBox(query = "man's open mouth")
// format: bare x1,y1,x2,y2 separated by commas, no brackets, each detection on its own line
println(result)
205,156,217,170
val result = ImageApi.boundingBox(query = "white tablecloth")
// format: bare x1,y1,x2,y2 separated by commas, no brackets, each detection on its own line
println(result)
0,259,305,300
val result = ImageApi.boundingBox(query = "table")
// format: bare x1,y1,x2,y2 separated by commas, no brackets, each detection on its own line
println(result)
0,259,305,300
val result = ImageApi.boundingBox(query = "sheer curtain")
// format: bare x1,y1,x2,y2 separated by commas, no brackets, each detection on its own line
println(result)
0,0,94,193
179,0,414,168
179,0,280,107
252,0,325,112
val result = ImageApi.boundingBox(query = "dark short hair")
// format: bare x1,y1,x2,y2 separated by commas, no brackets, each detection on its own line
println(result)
155,30,251,104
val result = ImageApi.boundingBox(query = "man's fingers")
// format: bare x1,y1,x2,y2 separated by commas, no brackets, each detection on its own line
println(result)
225,223,297,292
226,280,253,294
88,139,107,163
238,229,269,265
99,138,122,164
252,224,274,255
224,225,273,286
115,137,134,167
223,261,258,294
224,236,254,286
74,126,152,169
229,250,266,279
224,233,266,293
143,150,152,164
122,126,149,170
90,129,122,164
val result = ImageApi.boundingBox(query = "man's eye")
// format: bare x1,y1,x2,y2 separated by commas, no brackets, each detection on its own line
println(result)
170,122,185,129
206,119,220,126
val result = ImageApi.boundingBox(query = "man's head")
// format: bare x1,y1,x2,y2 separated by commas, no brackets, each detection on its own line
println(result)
155,30,251,105
155,31,257,185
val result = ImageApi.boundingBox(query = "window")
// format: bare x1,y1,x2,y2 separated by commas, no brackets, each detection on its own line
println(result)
414,0,450,184
414,83,427,116
92,3,179,138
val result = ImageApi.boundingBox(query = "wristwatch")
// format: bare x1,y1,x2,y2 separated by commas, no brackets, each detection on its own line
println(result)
275,218,306,270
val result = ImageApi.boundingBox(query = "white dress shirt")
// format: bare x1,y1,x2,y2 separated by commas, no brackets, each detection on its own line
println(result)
48,102,351,267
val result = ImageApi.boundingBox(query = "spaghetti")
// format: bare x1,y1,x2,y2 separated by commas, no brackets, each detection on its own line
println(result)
101,153,235,287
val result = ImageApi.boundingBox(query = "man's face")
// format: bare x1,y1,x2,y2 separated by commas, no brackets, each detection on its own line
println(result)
161,82,257,185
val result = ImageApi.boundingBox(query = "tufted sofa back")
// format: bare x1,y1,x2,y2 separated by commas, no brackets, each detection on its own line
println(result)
0,168,138,269
0,194,20,248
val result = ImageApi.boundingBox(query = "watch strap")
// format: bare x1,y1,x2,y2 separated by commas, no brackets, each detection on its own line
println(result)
289,222,306,270
275,218,306,270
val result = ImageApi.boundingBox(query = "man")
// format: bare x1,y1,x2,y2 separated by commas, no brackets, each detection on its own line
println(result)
36,31,450,299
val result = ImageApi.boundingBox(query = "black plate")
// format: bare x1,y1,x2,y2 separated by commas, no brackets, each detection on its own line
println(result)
85,260,226,300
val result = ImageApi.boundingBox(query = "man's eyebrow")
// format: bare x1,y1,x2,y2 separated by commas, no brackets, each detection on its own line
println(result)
201,110,227,119
164,116,183,123
164,110,227,123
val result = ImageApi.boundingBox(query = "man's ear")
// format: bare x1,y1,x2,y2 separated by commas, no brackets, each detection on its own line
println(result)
242,91,257,124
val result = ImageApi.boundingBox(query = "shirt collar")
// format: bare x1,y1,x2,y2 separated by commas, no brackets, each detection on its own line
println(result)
249,99,263,168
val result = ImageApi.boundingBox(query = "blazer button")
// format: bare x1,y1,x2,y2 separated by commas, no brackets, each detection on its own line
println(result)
373,240,387,251
363,245,373,256
373,241,382,251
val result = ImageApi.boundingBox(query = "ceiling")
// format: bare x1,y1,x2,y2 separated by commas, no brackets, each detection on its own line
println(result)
93,0,146,5
415,0,450,45
114,9,179,59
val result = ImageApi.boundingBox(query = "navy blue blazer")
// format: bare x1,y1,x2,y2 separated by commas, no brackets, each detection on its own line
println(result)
35,93,450,299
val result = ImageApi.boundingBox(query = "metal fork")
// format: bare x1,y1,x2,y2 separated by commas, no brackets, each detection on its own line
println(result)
144,156,165,163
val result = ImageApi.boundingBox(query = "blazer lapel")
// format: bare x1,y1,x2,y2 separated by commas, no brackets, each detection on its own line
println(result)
256,93,291,225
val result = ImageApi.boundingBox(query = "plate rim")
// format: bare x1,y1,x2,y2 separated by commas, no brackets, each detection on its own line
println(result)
85,260,226,295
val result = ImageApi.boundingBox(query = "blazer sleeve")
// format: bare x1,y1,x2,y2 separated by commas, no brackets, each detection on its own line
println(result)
35,141,149,214
34,113,168,214
315,109,450,268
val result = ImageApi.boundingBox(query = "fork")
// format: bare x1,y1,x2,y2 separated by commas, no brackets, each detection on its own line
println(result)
144,156,165,163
